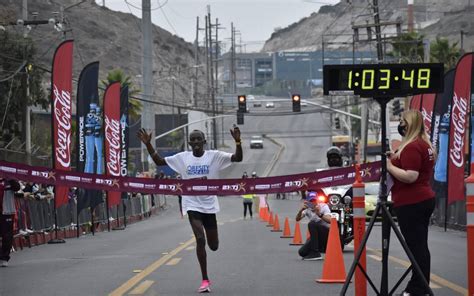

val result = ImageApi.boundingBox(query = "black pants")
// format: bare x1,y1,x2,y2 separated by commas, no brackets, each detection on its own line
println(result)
395,198,435,295
243,201,253,218
298,219,330,257
0,214,14,262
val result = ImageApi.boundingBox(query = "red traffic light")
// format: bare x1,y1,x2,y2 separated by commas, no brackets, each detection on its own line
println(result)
238,95,246,103
292,94,301,102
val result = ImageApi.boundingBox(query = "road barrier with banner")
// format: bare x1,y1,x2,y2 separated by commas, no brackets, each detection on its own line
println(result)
0,160,381,195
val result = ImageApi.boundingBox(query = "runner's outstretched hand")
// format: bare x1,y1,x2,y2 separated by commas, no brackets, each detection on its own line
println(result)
230,125,241,142
137,128,152,145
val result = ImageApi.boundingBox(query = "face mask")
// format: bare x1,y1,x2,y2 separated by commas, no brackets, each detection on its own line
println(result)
397,124,406,137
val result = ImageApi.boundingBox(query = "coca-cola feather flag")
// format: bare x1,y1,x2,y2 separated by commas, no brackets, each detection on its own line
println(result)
103,82,122,207
51,40,73,208
420,93,436,137
409,94,422,110
447,53,473,204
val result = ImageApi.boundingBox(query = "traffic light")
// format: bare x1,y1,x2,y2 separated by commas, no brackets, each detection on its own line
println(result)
335,117,341,129
392,100,403,116
238,95,247,113
237,111,244,125
292,94,301,112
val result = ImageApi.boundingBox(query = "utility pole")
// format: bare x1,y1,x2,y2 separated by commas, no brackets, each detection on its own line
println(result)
141,0,154,171
207,8,217,149
230,22,236,94
204,15,210,110
193,16,199,107
461,30,466,54
407,0,414,33
22,0,31,165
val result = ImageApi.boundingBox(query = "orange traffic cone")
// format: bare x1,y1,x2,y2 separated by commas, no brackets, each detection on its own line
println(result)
259,207,264,220
289,221,304,246
260,207,268,222
316,218,347,283
266,211,274,227
280,217,293,238
271,214,282,232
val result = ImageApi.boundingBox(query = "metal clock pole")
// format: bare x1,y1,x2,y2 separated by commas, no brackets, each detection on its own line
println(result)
340,97,434,296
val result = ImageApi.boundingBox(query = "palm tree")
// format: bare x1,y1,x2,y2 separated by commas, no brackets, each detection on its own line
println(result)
430,37,461,71
388,32,425,63
101,68,142,120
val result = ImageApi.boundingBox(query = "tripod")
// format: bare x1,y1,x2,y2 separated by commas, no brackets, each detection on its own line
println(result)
340,97,434,296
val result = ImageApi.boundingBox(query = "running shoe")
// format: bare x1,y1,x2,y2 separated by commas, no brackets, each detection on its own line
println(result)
198,280,211,293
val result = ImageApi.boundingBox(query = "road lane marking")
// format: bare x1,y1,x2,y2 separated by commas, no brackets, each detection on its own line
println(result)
367,248,467,295
165,258,181,266
185,246,195,251
109,237,195,296
368,254,382,262
128,280,154,295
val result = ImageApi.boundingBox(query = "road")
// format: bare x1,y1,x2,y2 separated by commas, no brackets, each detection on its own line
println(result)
0,96,468,296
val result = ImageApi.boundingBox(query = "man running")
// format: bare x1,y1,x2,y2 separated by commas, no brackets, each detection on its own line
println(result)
137,126,242,293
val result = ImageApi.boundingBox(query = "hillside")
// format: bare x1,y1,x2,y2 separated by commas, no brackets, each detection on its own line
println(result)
0,0,206,113
262,0,472,53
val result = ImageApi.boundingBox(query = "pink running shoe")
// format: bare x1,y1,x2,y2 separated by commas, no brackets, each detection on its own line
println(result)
198,280,211,293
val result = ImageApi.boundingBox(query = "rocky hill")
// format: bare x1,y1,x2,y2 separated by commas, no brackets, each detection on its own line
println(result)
262,0,473,53
0,0,207,113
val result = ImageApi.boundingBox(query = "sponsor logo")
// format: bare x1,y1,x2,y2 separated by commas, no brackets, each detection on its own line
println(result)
95,178,120,188
222,183,246,192
53,84,72,169
449,92,468,168
421,106,432,132
255,184,270,190
129,182,145,189
105,116,121,176
317,176,333,183
192,185,208,191
159,183,183,193
79,116,85,162
65,175,81,182
0,166,16,173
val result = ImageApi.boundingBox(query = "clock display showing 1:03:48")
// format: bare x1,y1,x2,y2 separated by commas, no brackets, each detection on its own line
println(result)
323,63,444,97
347,68,432,90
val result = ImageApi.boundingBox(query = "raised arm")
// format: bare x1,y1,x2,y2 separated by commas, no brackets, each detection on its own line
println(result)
230,125,243,162
137,128,167,166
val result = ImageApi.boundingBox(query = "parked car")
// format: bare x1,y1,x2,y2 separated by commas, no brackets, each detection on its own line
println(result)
301,102,308,107
250,135,264,149
253,101,262,107
247,95,255,101
365,182,396,220
265,102,275,108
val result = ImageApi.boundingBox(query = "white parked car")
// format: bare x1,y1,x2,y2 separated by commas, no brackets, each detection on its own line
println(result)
250,135,264,149
265,102,275,108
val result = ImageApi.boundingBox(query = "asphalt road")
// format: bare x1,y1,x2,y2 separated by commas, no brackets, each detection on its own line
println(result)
0,97,468,296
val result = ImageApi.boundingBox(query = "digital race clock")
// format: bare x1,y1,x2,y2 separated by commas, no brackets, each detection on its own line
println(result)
323,63,444,97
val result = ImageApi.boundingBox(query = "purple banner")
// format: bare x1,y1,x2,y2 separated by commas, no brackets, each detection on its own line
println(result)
0,160,381,196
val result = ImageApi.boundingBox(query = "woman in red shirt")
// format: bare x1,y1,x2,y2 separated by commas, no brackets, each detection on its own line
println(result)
387,110,436,296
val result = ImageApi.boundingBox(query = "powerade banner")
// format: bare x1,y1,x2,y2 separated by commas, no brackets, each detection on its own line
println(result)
51,40,73,208
447,53,473,204
433,70,455,182
120,86,129,200
103,82,122,207
75,61,103,213
0,160,381,195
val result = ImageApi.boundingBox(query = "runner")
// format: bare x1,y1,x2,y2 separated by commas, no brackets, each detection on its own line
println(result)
137,126,242,293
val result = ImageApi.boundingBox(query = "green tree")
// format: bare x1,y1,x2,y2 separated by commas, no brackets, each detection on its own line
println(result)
430,37,461,71
101,68,142,120
0,31,47,144
388,32,425,63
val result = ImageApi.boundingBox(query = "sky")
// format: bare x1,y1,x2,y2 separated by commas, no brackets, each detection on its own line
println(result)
98,0,340,52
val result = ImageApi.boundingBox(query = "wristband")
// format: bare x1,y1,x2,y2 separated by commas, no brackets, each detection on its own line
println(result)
235,141,241,145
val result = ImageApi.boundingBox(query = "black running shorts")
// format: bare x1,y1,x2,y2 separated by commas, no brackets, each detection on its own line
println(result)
187,210,218,230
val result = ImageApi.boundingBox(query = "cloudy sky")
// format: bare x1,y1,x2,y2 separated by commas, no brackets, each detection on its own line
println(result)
97,0,340,51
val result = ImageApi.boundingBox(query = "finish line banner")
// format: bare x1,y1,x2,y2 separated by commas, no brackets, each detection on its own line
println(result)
0,160,381,196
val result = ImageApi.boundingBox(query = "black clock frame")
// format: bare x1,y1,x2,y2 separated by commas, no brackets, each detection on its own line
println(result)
323,63,444,98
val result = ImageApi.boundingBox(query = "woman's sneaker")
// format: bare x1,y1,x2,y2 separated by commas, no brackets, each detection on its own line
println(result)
198,280,211,293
